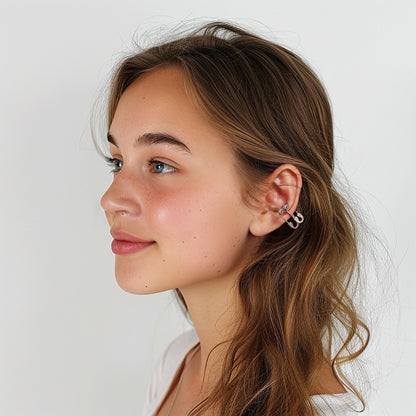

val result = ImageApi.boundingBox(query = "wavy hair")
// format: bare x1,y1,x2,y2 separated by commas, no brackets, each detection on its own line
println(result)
103,22,369,416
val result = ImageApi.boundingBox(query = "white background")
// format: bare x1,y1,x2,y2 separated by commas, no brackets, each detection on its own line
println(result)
0,0,414,415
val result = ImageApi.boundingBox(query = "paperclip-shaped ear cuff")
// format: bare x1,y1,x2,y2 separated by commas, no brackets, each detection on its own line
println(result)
278,204,304,229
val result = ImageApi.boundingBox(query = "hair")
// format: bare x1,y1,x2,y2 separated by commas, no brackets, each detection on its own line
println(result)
102,22,369,416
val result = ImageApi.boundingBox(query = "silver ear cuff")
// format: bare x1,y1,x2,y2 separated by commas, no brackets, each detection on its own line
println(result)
278,204,304,229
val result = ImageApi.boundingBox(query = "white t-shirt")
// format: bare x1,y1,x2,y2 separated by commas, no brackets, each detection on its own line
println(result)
142,330,362,416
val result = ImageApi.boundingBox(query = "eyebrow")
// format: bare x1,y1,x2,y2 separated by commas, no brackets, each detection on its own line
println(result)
107,132,191,153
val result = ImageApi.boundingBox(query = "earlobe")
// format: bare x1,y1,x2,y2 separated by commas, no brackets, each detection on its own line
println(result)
249,164,303,237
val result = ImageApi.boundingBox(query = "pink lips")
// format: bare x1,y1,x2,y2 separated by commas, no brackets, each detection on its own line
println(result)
110,231,155,255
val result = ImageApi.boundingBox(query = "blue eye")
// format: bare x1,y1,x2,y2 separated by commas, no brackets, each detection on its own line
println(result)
105,157,123,173
149,160,176,174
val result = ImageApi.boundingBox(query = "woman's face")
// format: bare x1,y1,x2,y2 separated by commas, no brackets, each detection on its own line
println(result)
101,66,261,294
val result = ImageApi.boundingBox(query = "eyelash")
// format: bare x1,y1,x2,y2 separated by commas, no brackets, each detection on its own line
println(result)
105,157,123,173
105,157,177,174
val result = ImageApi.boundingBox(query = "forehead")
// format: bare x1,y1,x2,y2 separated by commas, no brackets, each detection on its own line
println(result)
112,67,203,134
110,66,234,158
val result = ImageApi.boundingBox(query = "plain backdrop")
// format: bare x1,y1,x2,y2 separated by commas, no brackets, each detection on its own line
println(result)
0,0,414,415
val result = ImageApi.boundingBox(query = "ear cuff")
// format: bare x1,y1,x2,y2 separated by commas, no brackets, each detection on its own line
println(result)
278,204,304,229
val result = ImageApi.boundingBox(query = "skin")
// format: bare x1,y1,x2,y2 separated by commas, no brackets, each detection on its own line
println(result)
100,66,343,416
101,66,262,296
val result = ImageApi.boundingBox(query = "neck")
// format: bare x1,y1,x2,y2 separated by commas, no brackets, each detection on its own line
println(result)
179,273,242,389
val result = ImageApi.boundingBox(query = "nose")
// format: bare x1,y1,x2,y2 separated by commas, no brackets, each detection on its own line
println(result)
100,171,141,221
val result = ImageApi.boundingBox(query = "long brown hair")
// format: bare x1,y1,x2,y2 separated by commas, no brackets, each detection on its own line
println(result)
103,22,369,416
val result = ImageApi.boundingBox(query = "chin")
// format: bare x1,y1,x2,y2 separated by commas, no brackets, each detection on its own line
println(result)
114,260,150,294
114,271,163,295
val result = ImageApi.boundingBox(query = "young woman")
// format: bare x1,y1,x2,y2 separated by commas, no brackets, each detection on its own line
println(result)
98,22,369,416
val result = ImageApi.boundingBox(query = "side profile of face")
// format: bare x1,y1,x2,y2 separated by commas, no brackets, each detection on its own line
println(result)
100,66,262,294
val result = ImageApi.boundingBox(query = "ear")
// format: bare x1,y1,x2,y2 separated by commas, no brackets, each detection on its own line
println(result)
249,164,302,237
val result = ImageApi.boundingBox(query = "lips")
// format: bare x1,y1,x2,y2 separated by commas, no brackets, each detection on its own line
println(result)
110,230,155,255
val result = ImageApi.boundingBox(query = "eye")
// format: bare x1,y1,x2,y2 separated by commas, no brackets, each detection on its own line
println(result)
105,157,123,173
149,160,177,174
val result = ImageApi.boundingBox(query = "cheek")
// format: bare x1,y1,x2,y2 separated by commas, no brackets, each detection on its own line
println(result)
148,185,251,276
147,187,204,239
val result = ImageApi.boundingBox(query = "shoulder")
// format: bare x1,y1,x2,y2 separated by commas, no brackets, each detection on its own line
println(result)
149,328,199,387
162,329,199,371
142,329,199,416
